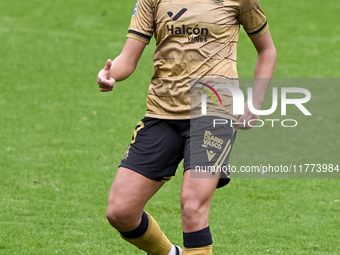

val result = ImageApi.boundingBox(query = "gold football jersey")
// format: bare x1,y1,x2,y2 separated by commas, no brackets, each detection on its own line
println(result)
127,0,268,120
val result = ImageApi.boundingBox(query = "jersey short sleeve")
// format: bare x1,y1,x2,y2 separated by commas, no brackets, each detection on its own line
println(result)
238,0,268,38
127,0,154,44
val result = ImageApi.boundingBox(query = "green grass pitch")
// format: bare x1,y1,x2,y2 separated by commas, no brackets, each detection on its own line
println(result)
0,0,339,254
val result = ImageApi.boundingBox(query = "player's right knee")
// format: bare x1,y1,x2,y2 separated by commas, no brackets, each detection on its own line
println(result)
106,204,139,230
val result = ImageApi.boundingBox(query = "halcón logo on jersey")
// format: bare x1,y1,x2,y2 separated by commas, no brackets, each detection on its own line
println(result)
166,8,209,42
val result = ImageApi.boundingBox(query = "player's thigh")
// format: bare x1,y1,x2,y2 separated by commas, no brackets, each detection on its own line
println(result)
107,167,164,220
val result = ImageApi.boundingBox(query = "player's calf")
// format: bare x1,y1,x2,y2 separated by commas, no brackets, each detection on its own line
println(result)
120,211,173,255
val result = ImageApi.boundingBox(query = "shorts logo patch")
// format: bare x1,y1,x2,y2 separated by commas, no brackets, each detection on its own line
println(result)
206,150,216,162
202,130,223,150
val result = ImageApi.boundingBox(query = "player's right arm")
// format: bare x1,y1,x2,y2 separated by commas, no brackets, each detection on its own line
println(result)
97,38,146,92
98,0,154,92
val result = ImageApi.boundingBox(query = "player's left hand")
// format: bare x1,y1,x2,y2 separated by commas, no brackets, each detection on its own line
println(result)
234,102,261,130
97,59,115,92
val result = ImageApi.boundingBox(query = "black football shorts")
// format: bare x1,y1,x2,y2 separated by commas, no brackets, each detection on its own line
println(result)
119,116,237,188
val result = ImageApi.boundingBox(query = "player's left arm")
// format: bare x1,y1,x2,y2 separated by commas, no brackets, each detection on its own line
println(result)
234,29,277,130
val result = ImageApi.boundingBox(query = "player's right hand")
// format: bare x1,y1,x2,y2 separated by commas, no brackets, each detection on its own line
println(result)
97,59,115,92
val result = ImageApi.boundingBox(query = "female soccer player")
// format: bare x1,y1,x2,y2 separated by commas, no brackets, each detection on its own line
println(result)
97,0,276,254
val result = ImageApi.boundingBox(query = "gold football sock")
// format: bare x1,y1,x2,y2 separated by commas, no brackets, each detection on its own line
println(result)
183,245,212,255
120,212,172,255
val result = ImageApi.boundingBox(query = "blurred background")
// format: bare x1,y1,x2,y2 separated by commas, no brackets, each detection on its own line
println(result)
0,0,339,254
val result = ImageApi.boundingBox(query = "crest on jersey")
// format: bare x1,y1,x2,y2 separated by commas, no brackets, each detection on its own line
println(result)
213,0,224,3
132,1,138,17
